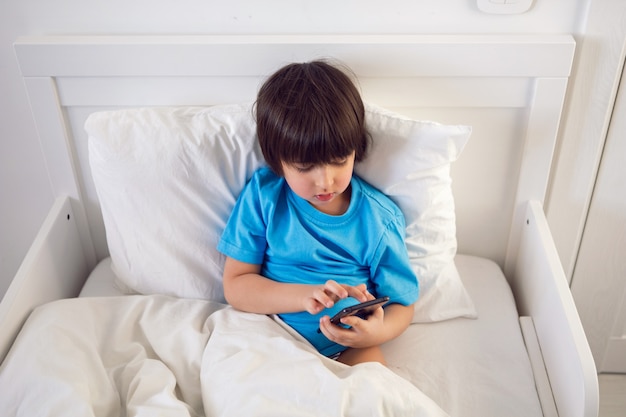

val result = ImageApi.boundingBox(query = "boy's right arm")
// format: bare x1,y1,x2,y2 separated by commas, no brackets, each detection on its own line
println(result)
222,256,369,315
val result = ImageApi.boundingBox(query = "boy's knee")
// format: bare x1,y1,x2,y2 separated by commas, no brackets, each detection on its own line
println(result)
338,346,386,366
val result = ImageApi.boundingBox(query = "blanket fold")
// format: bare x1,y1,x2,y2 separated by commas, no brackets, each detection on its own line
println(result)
0,295,448,417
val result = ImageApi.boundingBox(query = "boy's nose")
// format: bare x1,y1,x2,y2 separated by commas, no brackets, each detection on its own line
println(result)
315,166,335,189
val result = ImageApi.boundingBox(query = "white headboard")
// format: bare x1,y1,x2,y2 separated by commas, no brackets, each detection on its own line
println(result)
14,34,576,277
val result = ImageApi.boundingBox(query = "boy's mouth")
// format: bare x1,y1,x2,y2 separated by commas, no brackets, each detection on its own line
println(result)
315,193,335,202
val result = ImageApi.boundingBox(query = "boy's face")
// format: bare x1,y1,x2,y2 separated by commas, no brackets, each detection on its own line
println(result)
281,152,355,216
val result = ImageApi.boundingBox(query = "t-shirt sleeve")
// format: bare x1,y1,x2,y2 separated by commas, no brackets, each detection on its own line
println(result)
217,172,268,265
370,215,420,306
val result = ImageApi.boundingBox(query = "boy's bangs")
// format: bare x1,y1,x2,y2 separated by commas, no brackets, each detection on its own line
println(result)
290,136,355,166
283,115,359,166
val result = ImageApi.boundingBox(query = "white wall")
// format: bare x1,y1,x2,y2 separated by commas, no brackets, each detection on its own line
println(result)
0,0,589,299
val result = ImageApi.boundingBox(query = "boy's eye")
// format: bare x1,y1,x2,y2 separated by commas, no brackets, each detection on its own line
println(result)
331,158,349,166
294,164,314,173
291,156,349,173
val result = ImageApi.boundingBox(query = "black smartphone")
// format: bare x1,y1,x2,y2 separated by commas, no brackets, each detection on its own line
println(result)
330,296,390,324
317,296,390,333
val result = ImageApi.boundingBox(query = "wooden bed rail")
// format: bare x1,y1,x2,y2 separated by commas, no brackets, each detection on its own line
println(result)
0,196,91,364
513,200,598,417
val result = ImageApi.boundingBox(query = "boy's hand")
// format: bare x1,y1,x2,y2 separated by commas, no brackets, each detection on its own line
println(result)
303,280,369,315
318,305,386,349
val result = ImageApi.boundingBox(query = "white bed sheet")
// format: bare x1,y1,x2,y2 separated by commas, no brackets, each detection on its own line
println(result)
78,254,543,417
385,255,543,417
79,257,125,297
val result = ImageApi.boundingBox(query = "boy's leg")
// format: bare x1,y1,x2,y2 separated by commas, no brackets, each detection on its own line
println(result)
337,345,386,366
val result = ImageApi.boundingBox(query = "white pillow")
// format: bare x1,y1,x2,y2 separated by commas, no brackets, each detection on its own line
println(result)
87,105,263,303
86,103,476,323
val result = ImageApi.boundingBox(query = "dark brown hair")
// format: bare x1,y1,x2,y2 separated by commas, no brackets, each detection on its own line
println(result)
255,60,369,176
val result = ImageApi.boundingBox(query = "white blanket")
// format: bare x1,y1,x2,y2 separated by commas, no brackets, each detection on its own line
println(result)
0,296,448,417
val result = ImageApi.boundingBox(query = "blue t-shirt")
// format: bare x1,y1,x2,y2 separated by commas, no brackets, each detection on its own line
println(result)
217,167,419,356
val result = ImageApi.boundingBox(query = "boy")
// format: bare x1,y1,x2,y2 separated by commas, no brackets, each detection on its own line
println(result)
217,60,418,365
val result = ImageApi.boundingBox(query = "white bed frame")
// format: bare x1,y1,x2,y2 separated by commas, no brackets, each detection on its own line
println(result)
1,35,598,417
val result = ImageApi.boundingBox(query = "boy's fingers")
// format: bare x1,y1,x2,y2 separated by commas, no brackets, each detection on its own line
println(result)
344,285,370,302
323,280,348,299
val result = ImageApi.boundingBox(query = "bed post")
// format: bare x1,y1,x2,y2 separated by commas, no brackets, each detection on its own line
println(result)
19,75,97,268
503,76,572,280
